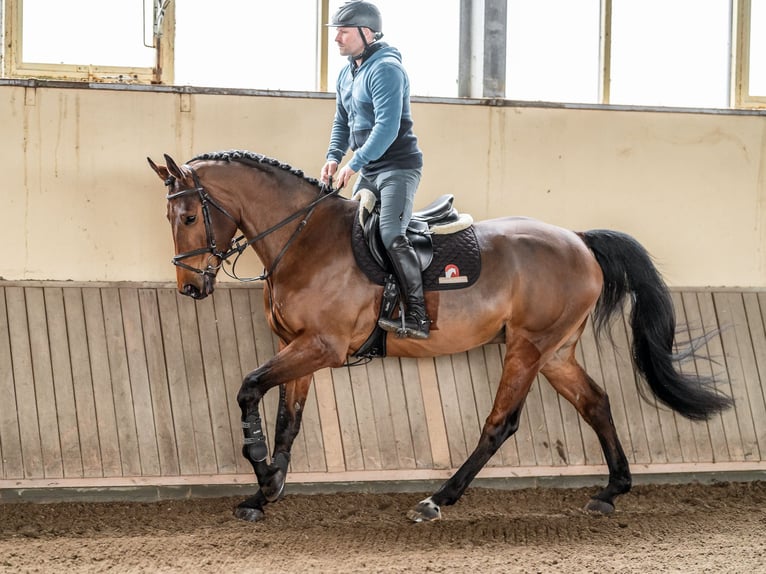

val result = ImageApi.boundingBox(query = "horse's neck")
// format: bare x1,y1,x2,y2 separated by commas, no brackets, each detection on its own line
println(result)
235,171,324,265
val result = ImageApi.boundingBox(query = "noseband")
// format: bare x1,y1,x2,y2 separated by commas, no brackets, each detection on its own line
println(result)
165,166,339,281
165,169,237,278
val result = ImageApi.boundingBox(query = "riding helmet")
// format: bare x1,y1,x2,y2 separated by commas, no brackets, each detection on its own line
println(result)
328,1,383,34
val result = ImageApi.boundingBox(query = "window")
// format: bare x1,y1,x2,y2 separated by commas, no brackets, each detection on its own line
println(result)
506,0,601,104
2,0,764,109
174,0,319,91
325,0,461,97
609,0,731,108
5,0,161,82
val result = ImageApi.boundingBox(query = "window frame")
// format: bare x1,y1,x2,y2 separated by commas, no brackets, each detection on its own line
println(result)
2,0,174,84
734,0,766,108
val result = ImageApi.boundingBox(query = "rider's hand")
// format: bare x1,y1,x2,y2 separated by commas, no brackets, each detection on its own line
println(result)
335,165,357,189
321,161,338,185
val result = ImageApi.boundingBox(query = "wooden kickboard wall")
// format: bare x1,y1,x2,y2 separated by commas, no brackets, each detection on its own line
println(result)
0,282,764,492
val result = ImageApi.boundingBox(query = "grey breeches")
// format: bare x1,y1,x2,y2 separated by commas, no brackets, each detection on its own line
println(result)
353,167,423,249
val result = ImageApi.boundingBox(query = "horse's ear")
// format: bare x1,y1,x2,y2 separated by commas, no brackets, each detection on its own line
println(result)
147,156,170,182
163,154,186,180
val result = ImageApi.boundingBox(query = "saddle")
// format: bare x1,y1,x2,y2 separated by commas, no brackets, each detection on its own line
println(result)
352,190,477,359
355,189,473,272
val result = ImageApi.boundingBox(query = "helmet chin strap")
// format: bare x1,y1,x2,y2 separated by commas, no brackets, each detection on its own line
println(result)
352,27,382,61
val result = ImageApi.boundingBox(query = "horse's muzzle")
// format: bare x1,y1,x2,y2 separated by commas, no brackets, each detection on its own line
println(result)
181,274,215,299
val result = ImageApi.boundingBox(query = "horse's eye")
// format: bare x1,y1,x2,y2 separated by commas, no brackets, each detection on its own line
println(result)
184,214,197,225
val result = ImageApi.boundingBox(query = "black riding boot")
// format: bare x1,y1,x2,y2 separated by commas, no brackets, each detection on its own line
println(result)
378,235,430,339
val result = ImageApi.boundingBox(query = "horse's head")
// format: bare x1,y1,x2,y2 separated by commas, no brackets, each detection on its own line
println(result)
148,154,238,299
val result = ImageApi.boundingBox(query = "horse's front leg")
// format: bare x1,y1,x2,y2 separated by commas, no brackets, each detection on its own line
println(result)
233,334,342,523
261,375,313,503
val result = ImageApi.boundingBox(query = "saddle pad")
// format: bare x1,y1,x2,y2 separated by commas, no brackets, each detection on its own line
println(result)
352,209,481,291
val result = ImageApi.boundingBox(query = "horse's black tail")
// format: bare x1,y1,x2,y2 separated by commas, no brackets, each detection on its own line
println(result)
579,229,733,421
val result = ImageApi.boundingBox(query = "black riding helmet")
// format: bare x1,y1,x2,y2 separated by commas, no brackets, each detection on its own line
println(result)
329,1,383,34
328,1,384,57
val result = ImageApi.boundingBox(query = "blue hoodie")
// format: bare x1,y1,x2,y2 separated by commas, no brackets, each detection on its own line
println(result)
326,43,423,177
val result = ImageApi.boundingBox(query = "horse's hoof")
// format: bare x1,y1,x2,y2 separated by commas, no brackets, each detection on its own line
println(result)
583,498,615,515
234,506,266,522
262,470,286,503
407,498,442,523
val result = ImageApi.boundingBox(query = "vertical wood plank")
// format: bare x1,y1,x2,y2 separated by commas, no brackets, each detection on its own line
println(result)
381,357,417,469
194,295,238,473
417,357,451,469
211,291,245,473
176,294,218,474
63,288,103,477
138,288,181,476
101,289,141,476
6,287,44,478
715,292,759,460
44,287,83,478
120,288,161,476
349,362,382,469
537,374,570,466
400,357,434,469
331,366,364,470
364,359,399,469
524,377,554,466
433,355,467,467
0,287,23,478
674,292,707,462
157,289,200,475
300,383,327,472
82,288,121,476
313,367,345,472
740,293,766,458
466,347,497,465
696,292,736,461
451,352,482,461
194,295,235,473
25,287,63,478
754,292,766,458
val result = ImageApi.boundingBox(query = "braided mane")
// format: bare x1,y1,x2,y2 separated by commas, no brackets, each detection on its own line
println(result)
190,150,322,189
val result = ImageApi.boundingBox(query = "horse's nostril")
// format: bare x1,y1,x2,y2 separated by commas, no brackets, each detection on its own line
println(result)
183,284,200,298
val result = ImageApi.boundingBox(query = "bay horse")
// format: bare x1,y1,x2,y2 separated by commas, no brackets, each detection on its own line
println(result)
147,150,731,523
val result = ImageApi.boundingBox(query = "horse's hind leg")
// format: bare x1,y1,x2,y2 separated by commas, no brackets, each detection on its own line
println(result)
408,335,541,522
540,346,631,514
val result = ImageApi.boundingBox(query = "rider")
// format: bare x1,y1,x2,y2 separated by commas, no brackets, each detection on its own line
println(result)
321,0,430,339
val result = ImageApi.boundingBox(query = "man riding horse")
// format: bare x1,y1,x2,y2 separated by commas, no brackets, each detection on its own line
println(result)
320,0,430,339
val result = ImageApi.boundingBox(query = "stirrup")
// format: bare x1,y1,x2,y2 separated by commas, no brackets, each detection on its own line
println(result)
404,315,430,339
377,304,430,339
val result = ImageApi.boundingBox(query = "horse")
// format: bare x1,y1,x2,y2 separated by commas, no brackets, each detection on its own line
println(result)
147,149,732,523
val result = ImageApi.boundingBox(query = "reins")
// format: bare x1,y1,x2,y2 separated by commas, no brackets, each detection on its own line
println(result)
165,166,341,282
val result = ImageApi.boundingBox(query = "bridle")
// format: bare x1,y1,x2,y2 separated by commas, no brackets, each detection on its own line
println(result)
164,166,340,282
